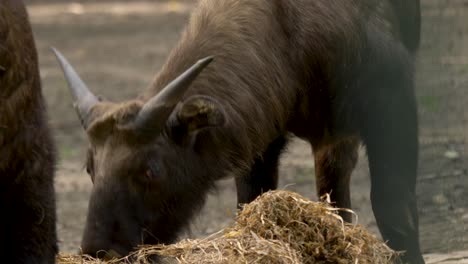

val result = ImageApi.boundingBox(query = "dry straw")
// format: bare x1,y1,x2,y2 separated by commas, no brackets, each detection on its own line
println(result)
58,190,398,264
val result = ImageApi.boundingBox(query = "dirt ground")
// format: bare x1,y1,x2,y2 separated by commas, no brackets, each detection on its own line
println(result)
24,0,468,258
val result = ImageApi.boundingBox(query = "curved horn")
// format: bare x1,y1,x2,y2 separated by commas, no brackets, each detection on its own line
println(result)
133,56,214,132
51,47,98,128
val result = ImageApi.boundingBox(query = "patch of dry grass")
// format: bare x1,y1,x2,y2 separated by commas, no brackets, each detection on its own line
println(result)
58,190,397,264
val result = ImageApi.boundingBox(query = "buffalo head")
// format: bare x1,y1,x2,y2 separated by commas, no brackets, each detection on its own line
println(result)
52,48,227,259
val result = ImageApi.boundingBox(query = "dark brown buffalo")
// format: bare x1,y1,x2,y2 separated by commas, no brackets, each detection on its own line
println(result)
53,0,423,263
0,0,57,263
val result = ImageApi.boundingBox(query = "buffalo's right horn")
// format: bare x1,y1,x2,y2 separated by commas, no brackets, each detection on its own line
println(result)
132,56,214,133
51,47,98,128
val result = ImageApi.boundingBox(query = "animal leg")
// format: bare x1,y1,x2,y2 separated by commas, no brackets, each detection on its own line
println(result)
360,66,423,263
235,136,287,207
312,137,359,223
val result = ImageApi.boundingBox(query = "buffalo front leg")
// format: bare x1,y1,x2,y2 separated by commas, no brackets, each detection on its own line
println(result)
361,84,424,263
312,137,359,223
235,136,287,207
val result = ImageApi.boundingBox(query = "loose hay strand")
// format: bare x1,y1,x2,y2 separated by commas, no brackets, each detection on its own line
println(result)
58,190,398,264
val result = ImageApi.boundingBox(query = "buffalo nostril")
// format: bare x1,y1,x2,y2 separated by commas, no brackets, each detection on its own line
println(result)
81,242,106,259
81,241,126,260
103,249,122,260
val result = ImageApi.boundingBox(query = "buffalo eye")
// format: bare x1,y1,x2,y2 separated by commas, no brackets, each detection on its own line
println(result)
144,162,161,182
145,169,153,181
0,65,5,78
86,163,95,183
85,149,95,182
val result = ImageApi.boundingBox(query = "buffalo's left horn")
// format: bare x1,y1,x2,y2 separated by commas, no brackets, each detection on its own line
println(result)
132,56,214,133
51,47,98,128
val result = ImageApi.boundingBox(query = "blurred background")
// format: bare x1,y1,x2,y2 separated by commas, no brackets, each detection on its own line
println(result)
23,0,467,256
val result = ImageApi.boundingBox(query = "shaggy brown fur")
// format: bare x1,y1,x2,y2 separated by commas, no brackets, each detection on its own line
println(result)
57,0,422,263
0,0,57,263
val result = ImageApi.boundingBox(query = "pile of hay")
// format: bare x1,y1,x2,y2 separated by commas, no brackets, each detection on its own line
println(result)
58,190,398,264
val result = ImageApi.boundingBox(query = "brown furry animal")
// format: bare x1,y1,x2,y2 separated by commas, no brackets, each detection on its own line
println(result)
0,0,57,263
53,0,423,263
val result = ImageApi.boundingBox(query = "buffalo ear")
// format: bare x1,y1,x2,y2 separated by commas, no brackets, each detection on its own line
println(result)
177,95,226,132
168,95,225,143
